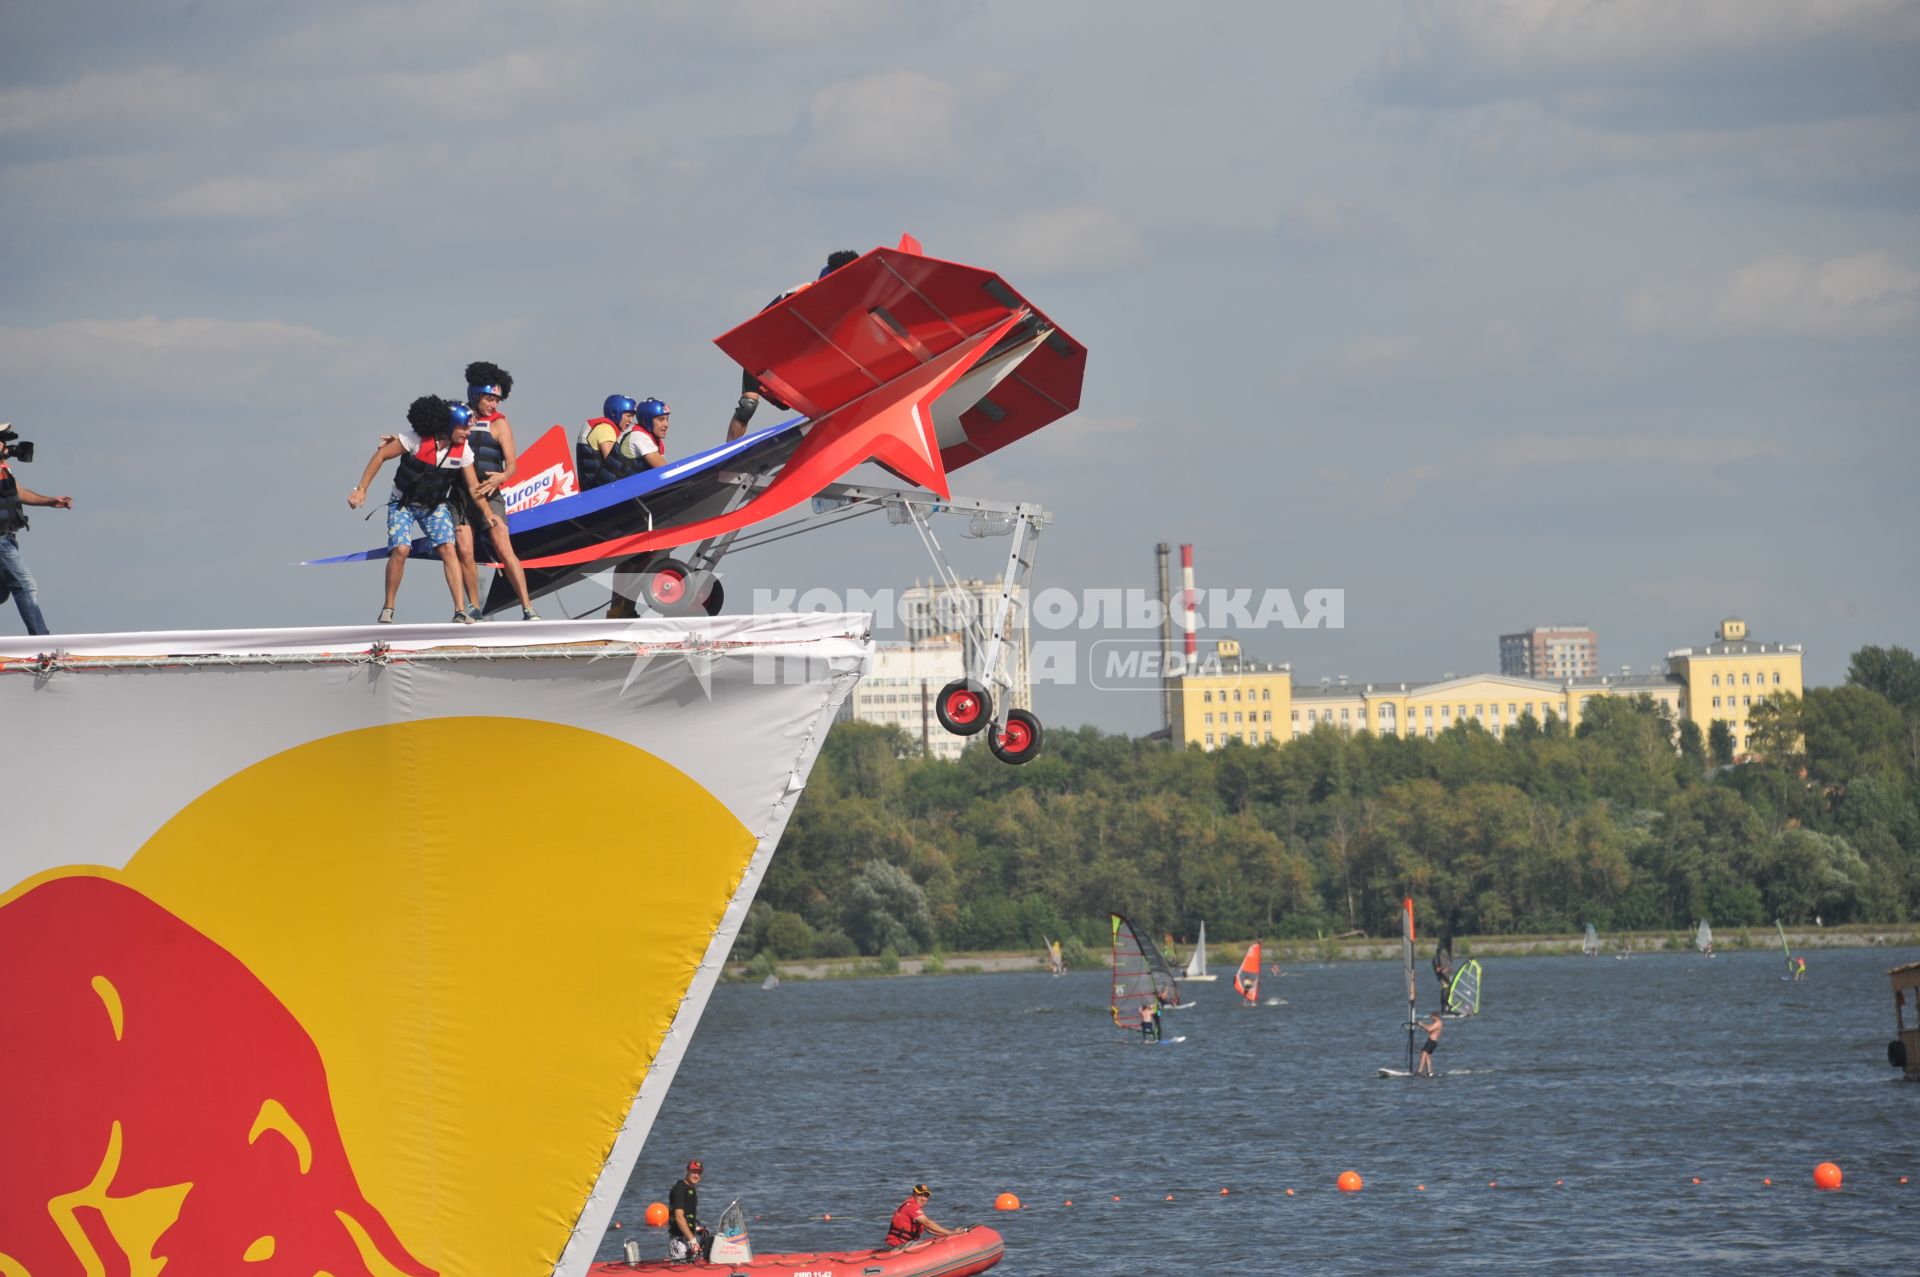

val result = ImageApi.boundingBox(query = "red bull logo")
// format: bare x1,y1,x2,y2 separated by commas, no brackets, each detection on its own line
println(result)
0,874,433,1276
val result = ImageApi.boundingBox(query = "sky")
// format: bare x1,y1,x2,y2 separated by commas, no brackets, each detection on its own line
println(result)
2,0,1916,734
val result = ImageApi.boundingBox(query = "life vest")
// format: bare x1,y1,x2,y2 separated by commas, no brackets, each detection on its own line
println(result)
0,466,25,535
575,417,619,489
468,409,507,478
885,1200,923,1247
392,435,468,508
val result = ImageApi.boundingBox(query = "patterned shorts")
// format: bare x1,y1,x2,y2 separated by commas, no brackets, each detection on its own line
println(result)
388,500,455,550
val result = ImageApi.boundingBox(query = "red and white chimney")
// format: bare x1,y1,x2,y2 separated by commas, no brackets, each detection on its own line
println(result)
1180,543,1197,669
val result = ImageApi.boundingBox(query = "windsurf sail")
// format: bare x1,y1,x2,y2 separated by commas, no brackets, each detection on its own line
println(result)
1184,922,1211,980
1111,913,1159,1030
1583,922,1599,957
1696,919,1713,953
1235,943,1262,1005
708,1200,752,1265
1446,958,1482,1017
1403,897,1417,1074
760,973,779,991
1776,919,1794,973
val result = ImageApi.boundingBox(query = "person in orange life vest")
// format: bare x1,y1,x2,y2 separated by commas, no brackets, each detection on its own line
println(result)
603,398,672,620
453,361,539,621
349,395,487,624
885,1184,955,1248
725,249,859,441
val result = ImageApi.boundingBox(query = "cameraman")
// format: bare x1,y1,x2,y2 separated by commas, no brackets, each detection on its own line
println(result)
0,426,72,636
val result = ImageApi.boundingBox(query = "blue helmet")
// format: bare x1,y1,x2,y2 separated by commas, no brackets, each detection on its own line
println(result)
636,397,669,426
447,402,474,430
467,382,504,404
604,394,638,422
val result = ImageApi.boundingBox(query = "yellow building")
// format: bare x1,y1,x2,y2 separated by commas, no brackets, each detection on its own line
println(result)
1666,617,1804,754
1168,618,1790,752
1169,638,1294,748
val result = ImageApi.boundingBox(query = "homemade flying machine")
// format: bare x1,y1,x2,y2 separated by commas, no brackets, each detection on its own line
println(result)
311,239,1088,763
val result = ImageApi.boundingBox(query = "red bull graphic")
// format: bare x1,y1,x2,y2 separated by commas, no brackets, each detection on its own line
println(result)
0,619,866,1277
0,873,432,1276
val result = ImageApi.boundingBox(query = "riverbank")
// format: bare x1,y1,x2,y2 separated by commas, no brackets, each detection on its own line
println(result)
726,924,1920,982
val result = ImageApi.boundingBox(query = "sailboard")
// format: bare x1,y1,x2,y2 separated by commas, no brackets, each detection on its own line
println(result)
1445,958,1482,1017
1378,1068,1478,1078
1695,918,1713,955
1234,942,1261,1005
760,973,779,991
1583,922,1600,957
1775,919,1802,980
1183,922,1218,981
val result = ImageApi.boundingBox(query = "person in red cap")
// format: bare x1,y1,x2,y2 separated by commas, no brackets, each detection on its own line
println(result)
668,1159,709,1263
885,1183,956,1248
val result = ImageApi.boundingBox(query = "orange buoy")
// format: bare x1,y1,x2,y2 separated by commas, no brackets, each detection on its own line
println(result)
1337,1171,1363,1193
1691,1177,1701,1185
1164,1194,1174,1201
1555,1180,1564,1186
1285,1188,1295,1196
1064,1200,1073,1206
1111,1195,1121,1202
644,1202,669,1228
1488,1181,1498,1188
1814,1162,1842,1191
823,1213,833,1221
1416,1184,1425,1192
1901,1177,1909,1185
994,1193,1021,1212
1763,1178,1772,1186
1219,1187,1230,1196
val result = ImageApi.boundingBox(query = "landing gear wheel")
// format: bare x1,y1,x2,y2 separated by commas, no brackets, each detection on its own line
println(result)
697,576,725,616
643,555,700,617
988,708,1044,765
936,678,993,737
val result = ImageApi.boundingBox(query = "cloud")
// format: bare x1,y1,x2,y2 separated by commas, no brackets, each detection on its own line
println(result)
1627,251,1920,337
0,316,354,407
974,206,1142,278
778,67,1087,198
1370,0,1920,122
1316,431,1789,509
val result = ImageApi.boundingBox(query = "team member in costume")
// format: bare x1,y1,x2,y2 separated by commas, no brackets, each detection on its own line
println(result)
349,395,487,624
456,361,539,620
724,250,859,441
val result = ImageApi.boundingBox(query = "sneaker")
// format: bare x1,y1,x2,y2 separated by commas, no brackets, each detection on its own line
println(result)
453,611,476,625
377,608,395,624
464,604,483,622
522,608,542,621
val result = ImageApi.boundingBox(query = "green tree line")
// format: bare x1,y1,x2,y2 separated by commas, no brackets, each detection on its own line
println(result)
731,645,1920,961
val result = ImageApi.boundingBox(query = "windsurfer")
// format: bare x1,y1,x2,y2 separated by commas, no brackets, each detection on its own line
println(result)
725,250,860,440
668,1159,710,1264
1416,1011,1444,1077
1138,1001,1160,1043
885,1183,956,1248
1794,955,1807,980
1432,950,1453,1009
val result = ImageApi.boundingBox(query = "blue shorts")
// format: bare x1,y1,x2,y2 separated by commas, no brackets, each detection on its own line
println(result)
388,500,455,550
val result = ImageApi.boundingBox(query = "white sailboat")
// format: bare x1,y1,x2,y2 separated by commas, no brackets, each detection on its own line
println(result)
1583,922,1600,957
1182,922,1219,982
1695,918,1714,956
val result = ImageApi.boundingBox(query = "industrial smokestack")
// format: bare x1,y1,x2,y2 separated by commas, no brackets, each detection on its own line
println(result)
1181,544,1197,667
1156,543,1173,730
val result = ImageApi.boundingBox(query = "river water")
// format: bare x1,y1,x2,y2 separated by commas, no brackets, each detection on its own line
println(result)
603,945,1917,1274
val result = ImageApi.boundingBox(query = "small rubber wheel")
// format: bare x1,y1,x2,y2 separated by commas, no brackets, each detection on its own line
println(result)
988,708,1044,764
936,678,993,736
644,556,701,617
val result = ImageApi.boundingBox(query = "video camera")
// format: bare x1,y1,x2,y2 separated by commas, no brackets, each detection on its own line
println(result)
0,425,33,463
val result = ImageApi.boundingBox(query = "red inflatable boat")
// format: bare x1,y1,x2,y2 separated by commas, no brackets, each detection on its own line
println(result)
591,1223,1003,1277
